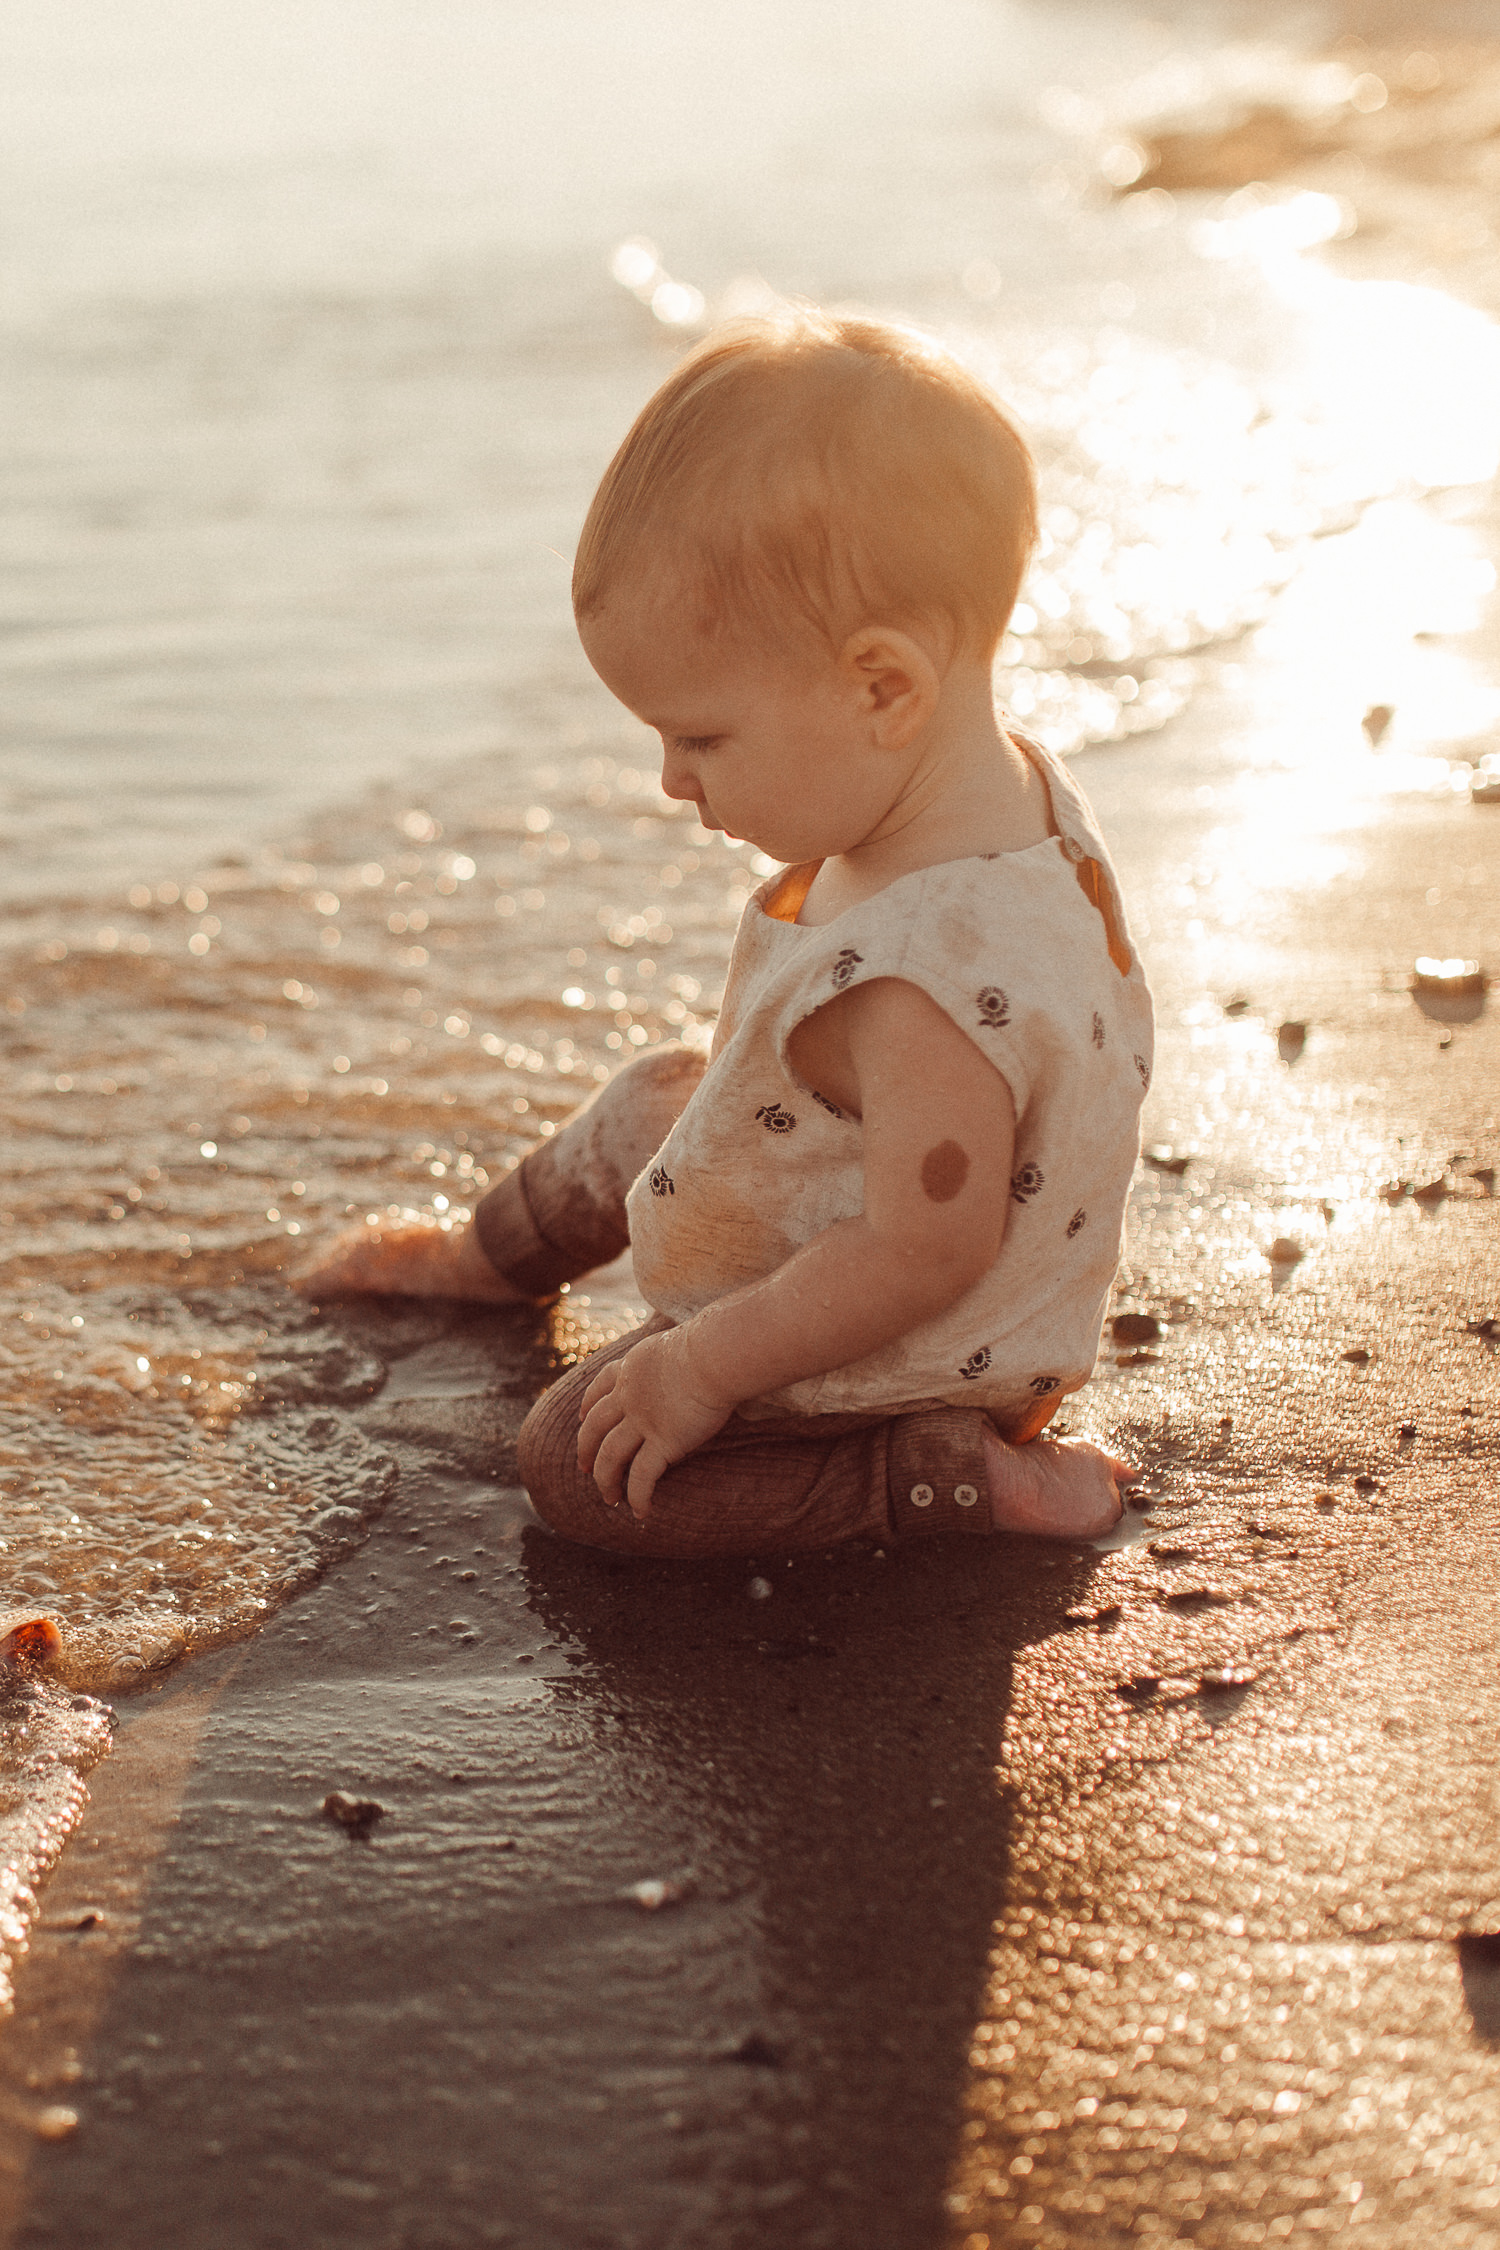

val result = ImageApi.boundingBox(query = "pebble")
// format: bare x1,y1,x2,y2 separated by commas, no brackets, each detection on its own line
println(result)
623,1877,692,1911
1223,996,1252,1019
1112,1311,1162,1344
1341,1347,1372,1365
321,1791,386,1836
33,2108,78,2140
1471,1166,1496,1194
1353,1474,1380,1493
1361,704,1394,744
1276,1020,1308,1062
1466,1316,1500,1340
747,1576,773,1601
1142,1147,1191,1176
1064,1603,1123,1630
1398,1422,1418,1442
1268,1238,1303,1266
1199,1667,1258,1696
1412,1177,1449,1207
1412,956,1484,998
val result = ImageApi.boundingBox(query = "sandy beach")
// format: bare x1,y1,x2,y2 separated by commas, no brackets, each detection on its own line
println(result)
1,6,1499,2246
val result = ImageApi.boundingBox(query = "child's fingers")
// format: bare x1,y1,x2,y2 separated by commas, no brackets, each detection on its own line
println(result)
590,1418,645,1511
1108,1454,1142,1487
624,1442,669,1521
579,1360,623,1418
576,1392,626,1474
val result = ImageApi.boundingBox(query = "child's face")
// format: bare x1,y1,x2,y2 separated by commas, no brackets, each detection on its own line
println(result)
578,595,902,866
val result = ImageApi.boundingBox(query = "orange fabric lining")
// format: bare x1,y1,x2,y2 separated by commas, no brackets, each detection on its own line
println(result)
1006,724,1133,979
762,860,822,924
995,1394,1061,1445
1075,854,1133,977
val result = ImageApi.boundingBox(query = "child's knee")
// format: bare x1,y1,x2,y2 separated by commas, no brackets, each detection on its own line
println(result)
518,1381,584,1528
516,1373,632,1550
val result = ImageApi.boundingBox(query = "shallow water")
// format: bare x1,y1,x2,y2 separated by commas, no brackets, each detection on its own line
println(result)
2,0,1500,1962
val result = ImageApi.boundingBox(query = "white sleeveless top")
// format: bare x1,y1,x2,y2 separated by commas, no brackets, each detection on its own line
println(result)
625,739,1154,1434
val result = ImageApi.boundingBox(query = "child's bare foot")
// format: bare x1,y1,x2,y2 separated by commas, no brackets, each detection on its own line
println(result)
292,1217,534,1304
982,1424,1135,1541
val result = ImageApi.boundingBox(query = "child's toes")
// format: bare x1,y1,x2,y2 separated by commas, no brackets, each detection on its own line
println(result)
288,1232,366,1294
982,1430,1126,1541
292,1222,422,1296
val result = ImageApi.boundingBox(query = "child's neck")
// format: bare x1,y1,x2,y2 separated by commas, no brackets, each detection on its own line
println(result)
795,667,1056,927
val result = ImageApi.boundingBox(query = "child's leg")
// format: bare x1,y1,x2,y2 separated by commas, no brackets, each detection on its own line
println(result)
296,1044,704,1301
472,1045,705,1294
521,1326,995,1558
521,1326,1131,1555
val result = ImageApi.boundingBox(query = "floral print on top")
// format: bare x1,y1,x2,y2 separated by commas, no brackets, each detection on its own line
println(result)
625,735,1154,1436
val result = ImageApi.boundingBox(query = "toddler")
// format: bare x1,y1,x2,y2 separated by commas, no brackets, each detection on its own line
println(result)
302,310,1153,1557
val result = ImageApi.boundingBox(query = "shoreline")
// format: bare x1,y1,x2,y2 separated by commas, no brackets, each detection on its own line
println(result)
1122,21,1500,321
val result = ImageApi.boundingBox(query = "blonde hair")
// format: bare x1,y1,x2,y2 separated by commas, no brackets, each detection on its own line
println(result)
572,308,1037,660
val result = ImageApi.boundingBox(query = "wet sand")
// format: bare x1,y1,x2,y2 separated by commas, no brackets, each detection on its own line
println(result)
3,36,1500,2250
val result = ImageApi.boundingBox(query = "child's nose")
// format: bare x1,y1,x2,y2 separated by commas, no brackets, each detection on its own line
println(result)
659,751,703,806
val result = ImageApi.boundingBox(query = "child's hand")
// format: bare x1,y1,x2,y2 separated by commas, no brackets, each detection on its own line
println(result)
577,1329,736,1520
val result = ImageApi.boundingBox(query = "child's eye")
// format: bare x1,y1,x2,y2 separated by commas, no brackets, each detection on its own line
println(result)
671,735,720,754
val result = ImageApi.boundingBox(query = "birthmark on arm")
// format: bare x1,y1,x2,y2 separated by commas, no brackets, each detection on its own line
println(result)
920,1139,970,1204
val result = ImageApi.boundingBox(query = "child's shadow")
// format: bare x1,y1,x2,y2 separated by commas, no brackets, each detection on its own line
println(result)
523,1525,1099,2250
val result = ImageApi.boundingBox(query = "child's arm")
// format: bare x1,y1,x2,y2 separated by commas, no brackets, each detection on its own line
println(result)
577,978,1016,1517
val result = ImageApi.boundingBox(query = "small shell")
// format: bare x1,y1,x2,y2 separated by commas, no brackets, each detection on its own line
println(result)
0,1611,62,1667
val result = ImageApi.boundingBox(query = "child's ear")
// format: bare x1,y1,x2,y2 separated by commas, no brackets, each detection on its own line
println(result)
841,627,941,747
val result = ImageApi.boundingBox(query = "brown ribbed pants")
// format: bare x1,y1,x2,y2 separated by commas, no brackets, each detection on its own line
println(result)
476,1049,995,1558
